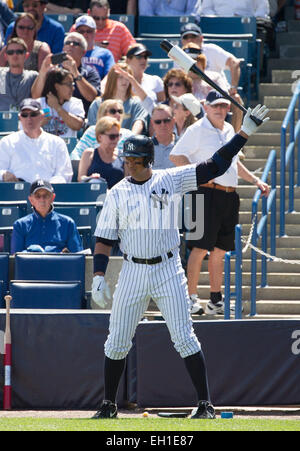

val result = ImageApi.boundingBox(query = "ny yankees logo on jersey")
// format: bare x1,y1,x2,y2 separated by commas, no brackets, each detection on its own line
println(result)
151,189,169,209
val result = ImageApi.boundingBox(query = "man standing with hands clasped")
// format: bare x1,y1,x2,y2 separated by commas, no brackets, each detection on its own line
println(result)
90,103,269,419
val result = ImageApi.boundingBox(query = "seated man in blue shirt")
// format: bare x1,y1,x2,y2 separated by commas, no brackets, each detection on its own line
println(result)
11,180,83,254
5,0,65,54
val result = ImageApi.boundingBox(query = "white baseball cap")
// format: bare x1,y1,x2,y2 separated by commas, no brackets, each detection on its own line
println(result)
75,15,96,30
171,93,203,117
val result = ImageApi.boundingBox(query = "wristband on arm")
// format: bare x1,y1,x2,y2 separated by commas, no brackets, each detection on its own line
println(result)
93,253,109,275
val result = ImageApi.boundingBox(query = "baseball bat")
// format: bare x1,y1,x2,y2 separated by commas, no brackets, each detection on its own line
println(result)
3,295,12,410
160,39,263,126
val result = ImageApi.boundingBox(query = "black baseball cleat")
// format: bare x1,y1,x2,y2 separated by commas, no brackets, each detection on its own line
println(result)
92,400,118,419
190,401,216,419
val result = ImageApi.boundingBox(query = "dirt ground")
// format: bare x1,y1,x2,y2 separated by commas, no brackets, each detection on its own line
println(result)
0,407,299,420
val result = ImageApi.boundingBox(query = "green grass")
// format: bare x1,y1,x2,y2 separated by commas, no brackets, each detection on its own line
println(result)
0,417,299,431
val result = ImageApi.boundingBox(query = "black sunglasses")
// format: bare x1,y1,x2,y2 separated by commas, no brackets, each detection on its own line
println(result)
92,16,108,21
153,118,172,124
167,82,183,88
6,49,26,55
17,25,35,31
135,54,148,60
108,108,123,115
64,41,81,47
104,133,120,140
20,111,40,118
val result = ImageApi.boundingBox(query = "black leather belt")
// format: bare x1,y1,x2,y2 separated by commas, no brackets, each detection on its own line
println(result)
124,251,173,265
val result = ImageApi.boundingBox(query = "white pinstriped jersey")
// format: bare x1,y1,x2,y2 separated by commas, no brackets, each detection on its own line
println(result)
95,165,197,258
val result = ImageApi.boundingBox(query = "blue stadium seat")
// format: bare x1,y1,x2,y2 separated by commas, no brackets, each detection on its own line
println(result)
0,206,25,253
200,16,257,37
0,252,9,307
46,13,75,32
9,281,82,309
138,15,197,37
54,206,98,250
14,253,86,306
0,112,19,136
110,14,135,35
0,182,30,216
63,137,78,154
146,59,173,78
52,182,107,211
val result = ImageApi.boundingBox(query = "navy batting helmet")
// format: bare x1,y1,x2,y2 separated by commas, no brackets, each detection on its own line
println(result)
120,135,154,168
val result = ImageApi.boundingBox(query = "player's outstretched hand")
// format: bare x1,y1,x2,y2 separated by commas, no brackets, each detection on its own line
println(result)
241,104,270,137
92,275,111,308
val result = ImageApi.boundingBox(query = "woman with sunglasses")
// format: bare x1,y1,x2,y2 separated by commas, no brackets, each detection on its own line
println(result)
77,116,126,188
163,69,193,109
0,13,50,71
71,99,133,160
171,93,203,139
37,67,85,138
87,63,149,135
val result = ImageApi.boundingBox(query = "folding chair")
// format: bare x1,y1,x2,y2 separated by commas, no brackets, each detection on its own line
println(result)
46,13,75,32
138,15,197,37
0,182,30,216
0,252,9,308
0,111,19,137
110,14,135,35
52,181,107,212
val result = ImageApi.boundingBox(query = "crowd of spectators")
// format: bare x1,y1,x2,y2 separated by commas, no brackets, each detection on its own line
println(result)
0,0,288,259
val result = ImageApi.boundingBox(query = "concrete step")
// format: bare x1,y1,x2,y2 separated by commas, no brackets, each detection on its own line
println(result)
260,83,293,97
262,95,293,108
243,146,280,158
272,69,298,83
268,58,300,73
279,45,300,58
245,300,300,315
247,132,282,146
239,210,300,224
255,119,283,133
236,184,298,198
240,223,300,236
287,20,300,32
276,32,300,46
239,198,300,210
199,271,300,286
197,285,300,300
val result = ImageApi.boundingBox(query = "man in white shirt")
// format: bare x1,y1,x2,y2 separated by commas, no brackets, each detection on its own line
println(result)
200,0,270,18
0,98,73,183
170,90,269,315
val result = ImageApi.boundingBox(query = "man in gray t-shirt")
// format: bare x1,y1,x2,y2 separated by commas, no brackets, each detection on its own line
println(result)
0,38,38,111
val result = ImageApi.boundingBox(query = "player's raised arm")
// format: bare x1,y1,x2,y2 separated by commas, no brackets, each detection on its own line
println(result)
195,105,269,186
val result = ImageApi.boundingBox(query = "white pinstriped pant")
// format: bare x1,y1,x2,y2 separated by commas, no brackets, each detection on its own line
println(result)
104,251,201,360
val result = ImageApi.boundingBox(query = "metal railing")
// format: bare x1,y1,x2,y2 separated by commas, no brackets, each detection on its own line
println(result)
224,149,277,319
280,85,300,236
249,149,277,316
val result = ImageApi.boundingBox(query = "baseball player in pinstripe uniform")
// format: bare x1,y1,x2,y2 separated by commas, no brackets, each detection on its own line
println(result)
91,104,269,419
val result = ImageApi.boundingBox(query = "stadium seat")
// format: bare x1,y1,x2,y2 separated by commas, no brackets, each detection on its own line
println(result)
0,112,20,136
14,253,87,307
46,13,75,32
54,206,98,250
9,281,82,309
52,182,107,211
0,206,25,252
146,59,173,78
136,37,181,59
0,252,9,307
138,15,197,37
110,14,135,35
0,182,30,216
63,137,78,154
200,16,257,37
